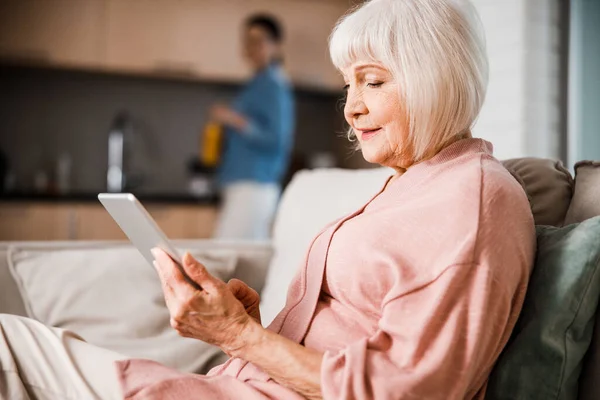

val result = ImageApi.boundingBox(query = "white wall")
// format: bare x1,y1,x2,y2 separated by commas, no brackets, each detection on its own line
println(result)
471,0,562,160
568,0,600,167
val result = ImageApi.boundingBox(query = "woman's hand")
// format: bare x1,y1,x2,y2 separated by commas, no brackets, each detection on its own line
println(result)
153,248,323,398
210,104,248,131
151,249,255,355
227,279,262,324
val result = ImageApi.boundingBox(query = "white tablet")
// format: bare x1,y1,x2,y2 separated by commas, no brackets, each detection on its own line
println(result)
98,193,199,288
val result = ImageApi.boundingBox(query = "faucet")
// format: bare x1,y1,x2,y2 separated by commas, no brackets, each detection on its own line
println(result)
107,111,132,192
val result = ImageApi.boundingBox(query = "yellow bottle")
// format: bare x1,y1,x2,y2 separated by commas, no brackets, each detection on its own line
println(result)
200,121,223,167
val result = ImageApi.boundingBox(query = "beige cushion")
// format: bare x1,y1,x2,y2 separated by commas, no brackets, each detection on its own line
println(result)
502,158,574,227
564,161,600,225
0,247,27,316
7,244,236,373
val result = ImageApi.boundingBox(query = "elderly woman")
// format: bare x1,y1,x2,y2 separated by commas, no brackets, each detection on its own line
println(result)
0,0,535,399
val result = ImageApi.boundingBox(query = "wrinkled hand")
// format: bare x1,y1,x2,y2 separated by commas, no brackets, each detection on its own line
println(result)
152,249,254,354
227,279,261,324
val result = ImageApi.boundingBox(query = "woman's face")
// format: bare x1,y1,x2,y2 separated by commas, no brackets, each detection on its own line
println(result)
243,25,278,71
342,62,413,171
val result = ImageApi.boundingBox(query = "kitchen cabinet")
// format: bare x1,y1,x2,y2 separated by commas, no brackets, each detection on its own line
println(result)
104,0,248,82
73,204,127,240
0,202,218,241
104,0,344,89
0,0,106,69
0,203,74,241
74,203,218,240
146,204,218,239
0,0,344,90
249,0,345,90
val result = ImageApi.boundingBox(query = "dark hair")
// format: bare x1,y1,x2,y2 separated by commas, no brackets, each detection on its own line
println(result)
246,13,284,43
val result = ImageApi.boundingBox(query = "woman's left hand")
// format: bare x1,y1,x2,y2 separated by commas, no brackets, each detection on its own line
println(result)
151,249,254,355
153,250,323,399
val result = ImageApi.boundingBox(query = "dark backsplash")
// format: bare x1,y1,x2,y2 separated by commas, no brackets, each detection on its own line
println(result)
0,64,346,194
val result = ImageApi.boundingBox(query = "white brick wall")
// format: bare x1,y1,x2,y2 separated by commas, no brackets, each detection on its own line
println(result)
471,0,562,160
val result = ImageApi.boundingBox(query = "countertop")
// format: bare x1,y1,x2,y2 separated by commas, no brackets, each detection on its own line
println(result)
0,192,219,205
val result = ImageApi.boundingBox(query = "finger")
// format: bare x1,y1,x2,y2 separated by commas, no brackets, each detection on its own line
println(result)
227,279,259,306
151,248,176,270
153,260,177,309
227,278,250,298
152,248,196,296
181,252,221,292
153,260,174,294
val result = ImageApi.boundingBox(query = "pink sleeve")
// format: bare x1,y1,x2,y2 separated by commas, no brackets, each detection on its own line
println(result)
320,260,523,400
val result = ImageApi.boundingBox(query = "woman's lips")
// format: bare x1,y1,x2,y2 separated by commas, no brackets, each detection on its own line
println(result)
358,128,382,141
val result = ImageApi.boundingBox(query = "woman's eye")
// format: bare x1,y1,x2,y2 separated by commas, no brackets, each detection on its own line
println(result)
367,82,383,88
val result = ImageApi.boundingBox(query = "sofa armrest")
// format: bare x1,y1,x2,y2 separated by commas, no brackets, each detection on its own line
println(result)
0,244,27,316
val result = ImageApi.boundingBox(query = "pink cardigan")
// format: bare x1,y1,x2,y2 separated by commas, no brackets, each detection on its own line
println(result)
116,138,536,399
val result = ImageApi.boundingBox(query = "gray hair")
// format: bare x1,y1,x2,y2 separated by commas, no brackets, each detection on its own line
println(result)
329,0,489,161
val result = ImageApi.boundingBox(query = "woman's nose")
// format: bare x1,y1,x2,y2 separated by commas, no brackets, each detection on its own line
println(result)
344,87,368,121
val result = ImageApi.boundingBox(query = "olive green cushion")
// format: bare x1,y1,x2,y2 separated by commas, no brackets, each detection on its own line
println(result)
487,216,600,400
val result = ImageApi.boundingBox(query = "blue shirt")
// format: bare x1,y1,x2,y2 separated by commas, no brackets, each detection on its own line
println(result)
217,64,295,187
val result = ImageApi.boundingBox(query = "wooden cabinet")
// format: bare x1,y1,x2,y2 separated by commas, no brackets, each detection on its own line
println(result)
0,202,217,241
0,203,74,241
104,0,249,82
0,0,106,68
145,204,218,240
0,0,344,90
73,204,126,240
104,0,344,89
246,0,345,90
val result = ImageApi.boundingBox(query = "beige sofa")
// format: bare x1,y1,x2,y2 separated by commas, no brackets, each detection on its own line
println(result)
0,158,599,398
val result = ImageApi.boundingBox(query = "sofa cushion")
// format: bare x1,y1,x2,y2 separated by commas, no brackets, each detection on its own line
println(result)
0,246,27,316
260,167,393,326
502,158,574,227
486,216,600,400
579,302,600,400
7,244,237,374
564,161,600,225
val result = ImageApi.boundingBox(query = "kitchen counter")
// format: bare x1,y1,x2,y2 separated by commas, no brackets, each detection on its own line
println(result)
0,192,220,205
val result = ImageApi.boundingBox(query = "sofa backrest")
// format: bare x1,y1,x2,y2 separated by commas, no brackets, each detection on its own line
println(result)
565,161,600,225
502,158,573,226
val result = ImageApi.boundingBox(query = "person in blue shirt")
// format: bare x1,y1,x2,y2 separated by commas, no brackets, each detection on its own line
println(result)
209,14,295,240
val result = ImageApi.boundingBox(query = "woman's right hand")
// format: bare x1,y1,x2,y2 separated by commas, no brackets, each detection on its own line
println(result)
210,104,248,131
227,279,262,324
